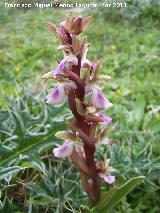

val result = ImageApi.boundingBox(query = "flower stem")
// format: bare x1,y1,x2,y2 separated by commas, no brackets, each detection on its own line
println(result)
67,53,100,203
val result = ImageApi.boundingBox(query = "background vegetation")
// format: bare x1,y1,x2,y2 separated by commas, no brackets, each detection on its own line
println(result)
0,0,160,212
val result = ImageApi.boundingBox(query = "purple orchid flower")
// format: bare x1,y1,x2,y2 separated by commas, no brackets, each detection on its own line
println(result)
81,59,96,69
99,159,115,184
52,58,66,76
51,54,78,76
53,141,74,158
46,84,65,105
102,175,115,184
43,15,118,203
53,139,83,158
81,42,96,69
91,89,112,109
85,84,112,109
46,81,77,105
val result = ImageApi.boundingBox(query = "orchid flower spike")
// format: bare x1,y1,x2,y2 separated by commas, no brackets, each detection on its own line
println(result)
43,14,115,203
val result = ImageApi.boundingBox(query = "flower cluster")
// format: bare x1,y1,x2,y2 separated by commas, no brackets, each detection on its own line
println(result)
42,14,115,203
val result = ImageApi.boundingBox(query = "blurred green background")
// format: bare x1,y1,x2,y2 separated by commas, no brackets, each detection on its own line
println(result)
0,0,160,212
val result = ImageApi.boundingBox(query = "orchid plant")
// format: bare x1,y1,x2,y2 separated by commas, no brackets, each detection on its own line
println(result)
42,14,144,206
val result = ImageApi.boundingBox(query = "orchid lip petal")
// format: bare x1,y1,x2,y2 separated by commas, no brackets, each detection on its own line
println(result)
103,175,115,184
85,84,113,109
96,113,112,125
52,58,66,76
81,59,96,69
53,141,73,158
46,84,65,105
81,59,92,68
91,89,113,109
46,80,77,105
52,54,78,77
92,63,97,68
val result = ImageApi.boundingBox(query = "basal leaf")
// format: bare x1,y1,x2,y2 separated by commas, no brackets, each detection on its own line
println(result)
95,176,145,212
0,123,63,167
95,187,117,211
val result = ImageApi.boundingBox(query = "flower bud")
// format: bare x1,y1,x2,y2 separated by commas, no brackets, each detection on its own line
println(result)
64,14,93,35
46,22,61,41
72,34,81,56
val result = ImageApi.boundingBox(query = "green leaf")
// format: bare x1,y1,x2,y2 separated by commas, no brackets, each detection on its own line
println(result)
0,123,63,167
11,110,25,138
21,161,46,174
96,187,117,211
0,166,23,180
0,91,66,189
95,176,145,213
30,196,53,206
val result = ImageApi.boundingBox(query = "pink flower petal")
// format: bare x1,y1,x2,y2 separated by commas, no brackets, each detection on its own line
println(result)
81,59,92,68
52,58,66,76
46,84,65,105
91,89,113,109
96,113,112,125
81,59,96,69
92,63,97,69
52,55,78,76
103,175,115,184
53,141,73,158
